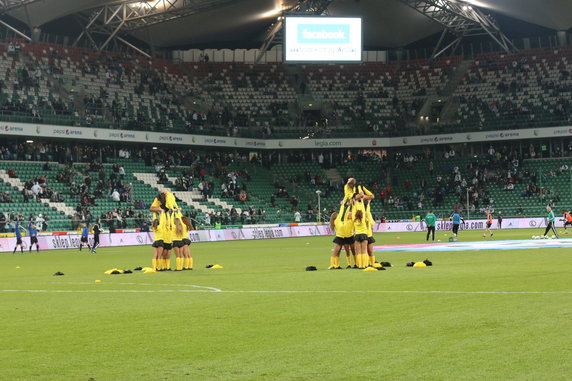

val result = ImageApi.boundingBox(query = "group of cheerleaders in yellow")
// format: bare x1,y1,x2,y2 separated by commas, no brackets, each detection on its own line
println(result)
329,178,381,270
149,190,193,271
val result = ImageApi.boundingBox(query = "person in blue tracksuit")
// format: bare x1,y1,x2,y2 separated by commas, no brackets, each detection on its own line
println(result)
451,209,464,237
28,221,39,252
13,218,24,254
79,223,91,251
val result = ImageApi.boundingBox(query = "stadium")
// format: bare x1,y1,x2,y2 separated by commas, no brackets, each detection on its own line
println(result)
1,0,571,379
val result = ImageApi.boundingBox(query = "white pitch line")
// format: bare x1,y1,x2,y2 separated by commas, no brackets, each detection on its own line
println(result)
1,289,571,295
117,282,222,292
59,281,222,292
0,290,214,293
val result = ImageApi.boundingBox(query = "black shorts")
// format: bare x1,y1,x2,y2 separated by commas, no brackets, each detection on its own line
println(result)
354,234,368,242
30,236,38,244
172,240,185,248
333,236,354,245
80,236,88,243
564,221,572,227
486,222,492,228
367,236,376,244
182,238,191,246
93,235,100,244
152,240,164,248
162,243,173,251
16,237,22,245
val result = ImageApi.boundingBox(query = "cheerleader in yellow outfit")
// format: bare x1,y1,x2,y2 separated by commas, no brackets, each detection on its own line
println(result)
172,212,187,271
181,215,194,270
149,191,180,270
149,189,179,213
151,213,164,271
160,210,174,271
343,178,373,203
328,201,355,269
364,195,378,267
348,194,369,269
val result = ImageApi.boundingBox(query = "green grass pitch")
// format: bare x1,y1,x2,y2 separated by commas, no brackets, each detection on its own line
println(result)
1,228,571,380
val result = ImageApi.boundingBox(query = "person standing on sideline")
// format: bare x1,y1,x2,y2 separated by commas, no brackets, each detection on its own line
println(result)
451,209,463,238
28,221,39,252
13,217,24,254
484,210,494,237
424,210,437,241
544,206,558,238
91,219,101,253
497,212,503,229
561,210,572,234
79,223,90,251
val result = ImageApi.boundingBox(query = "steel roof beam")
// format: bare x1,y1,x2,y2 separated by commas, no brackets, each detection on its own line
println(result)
397,0,518,59
0,0,43,12
74,0,237,53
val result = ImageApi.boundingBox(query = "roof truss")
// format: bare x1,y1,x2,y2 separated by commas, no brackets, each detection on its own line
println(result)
397,0,518,58
73,0,237,53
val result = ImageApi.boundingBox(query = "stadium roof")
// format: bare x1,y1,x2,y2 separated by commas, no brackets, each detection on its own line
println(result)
5,0,572,49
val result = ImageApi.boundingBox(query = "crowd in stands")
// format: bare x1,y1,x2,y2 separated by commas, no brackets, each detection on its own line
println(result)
201,205,267,226
2,38,572,138
3,135,572,230
450,47,572,132
378,142,569,218
0,211,48,233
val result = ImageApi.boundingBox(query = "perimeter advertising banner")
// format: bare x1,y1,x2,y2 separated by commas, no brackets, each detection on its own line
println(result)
373,218,549,233
3,121,572,150
0,122,267,149
0,226,333,252
0,219,553,253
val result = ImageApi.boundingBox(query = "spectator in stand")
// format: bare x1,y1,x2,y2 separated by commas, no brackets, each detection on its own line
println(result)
239,190,247,204
35,214,46,232
294,210,301,223
111,189,120,202
31,182,42,199
0,212,6,232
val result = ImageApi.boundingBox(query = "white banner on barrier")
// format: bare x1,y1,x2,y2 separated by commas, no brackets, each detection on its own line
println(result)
0,226,335,252
0,218,552,252
2,120,572,149
373,218,548,233
0,231,155,253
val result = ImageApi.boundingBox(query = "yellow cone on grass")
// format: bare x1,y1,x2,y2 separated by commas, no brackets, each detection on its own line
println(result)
413,262,427,267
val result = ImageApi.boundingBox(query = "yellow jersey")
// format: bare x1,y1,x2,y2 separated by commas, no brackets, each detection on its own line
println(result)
151,192,179,211
152,224,163,242
343,183,373,202
152,212,164,242
158,211,174,244
334,203,354,238
182,217,189,238
353,201,369,235
172,216,186,242
365,202,375,237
